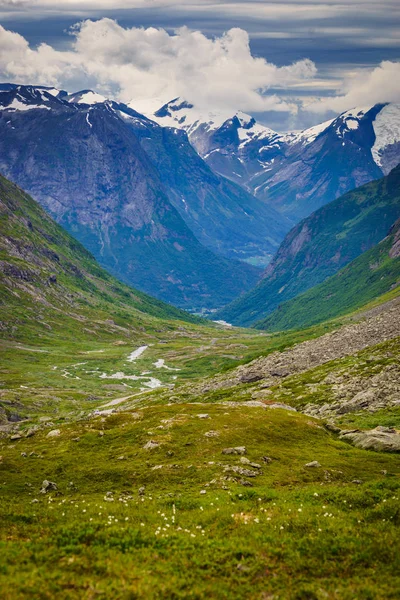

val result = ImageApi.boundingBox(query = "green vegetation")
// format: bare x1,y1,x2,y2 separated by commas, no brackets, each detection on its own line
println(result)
1,403,400,599
257,220,400,331
216,164,400,327
0,174,205,345
1,173,400,598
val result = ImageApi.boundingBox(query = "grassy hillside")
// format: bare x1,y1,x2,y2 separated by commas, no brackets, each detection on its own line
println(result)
1,327,400,599
216,164,400,327
257,219,400,331
0,174,204,345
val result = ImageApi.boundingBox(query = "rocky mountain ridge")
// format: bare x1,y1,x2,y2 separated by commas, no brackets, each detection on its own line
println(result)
153,98,400,222
0,85,279,309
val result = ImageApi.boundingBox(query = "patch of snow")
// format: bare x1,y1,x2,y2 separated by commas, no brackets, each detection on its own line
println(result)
153,358,180,371
372,104,400,167
345,118,359,130
99,371,162,389
86,112,92,128
69,90,107,105
284,118,334,145
4,98,51,111
213,320,233,327
127,345,148,362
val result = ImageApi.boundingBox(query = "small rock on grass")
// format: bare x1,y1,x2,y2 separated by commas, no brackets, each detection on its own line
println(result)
143,440,159,450
222,447,246,455
240,457,261,469
239,479,253,487
40,480,57,493
305,461,321,468
47,429,60,438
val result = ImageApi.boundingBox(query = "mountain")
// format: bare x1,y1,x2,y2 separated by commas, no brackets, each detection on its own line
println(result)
0,85,267,310
153,98,400,222
114,101,290,266
0,173,206,344
257,218,400,331
215,164,400,326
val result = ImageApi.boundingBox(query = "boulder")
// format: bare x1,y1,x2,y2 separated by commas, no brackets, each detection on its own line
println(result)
47,429,60,438
40,480,57,493
266,403,297,412
339,427,400,452
222,446,246,455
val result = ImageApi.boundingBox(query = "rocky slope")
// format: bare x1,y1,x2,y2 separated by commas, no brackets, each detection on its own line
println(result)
216,164,400,326
153,99,400,222
181,297,400,398
0,85,269,310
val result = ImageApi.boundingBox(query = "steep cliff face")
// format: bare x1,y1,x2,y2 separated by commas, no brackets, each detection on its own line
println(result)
0,85,261,309
215,164,400,326
153,99,400,223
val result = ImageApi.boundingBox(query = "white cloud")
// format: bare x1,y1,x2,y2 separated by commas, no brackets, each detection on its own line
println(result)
305,61,400,114
0,19,317,114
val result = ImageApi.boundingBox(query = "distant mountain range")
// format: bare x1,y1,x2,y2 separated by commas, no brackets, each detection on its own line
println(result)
0,85,292,310
215,164,400,326
1,83,400,315
152,98,400,222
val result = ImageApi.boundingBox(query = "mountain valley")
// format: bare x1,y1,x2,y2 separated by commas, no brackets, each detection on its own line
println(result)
1,80,400,600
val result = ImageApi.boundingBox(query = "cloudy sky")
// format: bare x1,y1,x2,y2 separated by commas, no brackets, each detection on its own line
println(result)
0,0,399,130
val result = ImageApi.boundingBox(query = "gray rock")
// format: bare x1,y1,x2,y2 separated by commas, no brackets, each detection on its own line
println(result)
305,461,321,468
204,430,219,438
339,427,400,452
47,429,60,438
10,434,22,441
222,446,246,455
239,372,264,384
240,457,261,469
324,422,341,433
239,479,254,487
197,414,209,419
143,440,159,450
40,480,57,493
138,486,146,496
266,403,297,412
224,466,258,477
262,456,273,464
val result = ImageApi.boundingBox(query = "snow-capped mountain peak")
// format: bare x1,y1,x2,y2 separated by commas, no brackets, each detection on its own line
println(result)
66,89,108,105
0,85,64,111
371,103,400,167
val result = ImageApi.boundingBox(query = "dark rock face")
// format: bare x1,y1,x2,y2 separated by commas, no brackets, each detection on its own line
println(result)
0,85,268,310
